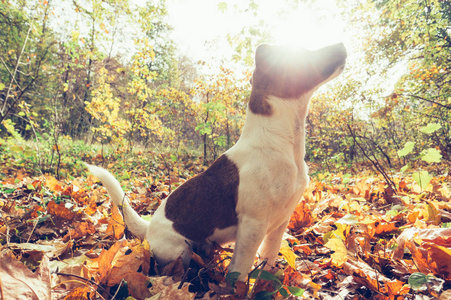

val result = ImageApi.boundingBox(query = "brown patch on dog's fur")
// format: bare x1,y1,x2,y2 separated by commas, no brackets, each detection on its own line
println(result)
165,155,239,243
249,44,347,115
249,88,273,116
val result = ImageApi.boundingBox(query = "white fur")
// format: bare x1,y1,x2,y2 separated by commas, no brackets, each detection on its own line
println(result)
86,164,192,265
87,92,312,280
224,93,312,276
87,52,345,280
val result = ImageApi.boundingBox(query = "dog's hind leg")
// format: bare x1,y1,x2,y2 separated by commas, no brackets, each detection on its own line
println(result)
228,216,267,281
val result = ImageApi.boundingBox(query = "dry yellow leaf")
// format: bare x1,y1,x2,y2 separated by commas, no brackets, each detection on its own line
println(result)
325,237,347,267
279,240,298,269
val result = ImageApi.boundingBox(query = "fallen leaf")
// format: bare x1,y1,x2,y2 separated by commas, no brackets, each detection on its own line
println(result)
89,239,127,283
324,237,347,267
279,240,298,269
105,203,125,239
44,176,63,193
61,286,91,300
288,200,313,232
149,276,195,300
63,221,96,242
47,200,76,220
423,243,451,280
0,252,51,300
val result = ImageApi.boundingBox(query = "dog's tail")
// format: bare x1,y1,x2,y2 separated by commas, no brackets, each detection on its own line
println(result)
86,164,149,240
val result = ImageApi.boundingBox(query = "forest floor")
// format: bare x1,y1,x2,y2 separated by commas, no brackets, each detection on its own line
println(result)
0,149,450,299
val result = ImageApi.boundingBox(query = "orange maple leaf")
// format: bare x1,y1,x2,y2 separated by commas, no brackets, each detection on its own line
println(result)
47,200,75,220
105,203,125,240
288,201,313,232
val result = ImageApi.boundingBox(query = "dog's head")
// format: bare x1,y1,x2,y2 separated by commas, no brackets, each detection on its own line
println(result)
249,43,347,115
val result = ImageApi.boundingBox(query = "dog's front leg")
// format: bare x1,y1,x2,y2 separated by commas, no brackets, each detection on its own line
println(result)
258,220,289,267
228,215,267,281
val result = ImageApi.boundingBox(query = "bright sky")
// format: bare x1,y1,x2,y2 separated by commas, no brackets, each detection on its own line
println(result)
167,0,349,61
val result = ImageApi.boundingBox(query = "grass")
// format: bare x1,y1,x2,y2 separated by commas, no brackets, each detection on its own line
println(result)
0,137,204,182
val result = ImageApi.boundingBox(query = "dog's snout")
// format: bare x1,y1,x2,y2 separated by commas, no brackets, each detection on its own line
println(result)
334,43,347,61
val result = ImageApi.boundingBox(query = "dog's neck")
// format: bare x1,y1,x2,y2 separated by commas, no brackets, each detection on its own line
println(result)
237,92,313,167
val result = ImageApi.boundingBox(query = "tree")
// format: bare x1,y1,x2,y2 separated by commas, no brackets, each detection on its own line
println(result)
342,0,451,162
193,66,249,164
0,0,56,133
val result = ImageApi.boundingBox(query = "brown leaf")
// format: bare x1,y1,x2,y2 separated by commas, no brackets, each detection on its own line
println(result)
47,200,76,220
426,201,441,225
293,244,312,256
234,281,248,299
423,243,451,280
63,221,96,242
88,239,127,284
161,256,185,281
384,186,403,205
393,228,451,278
44,175,61,191
282,266,304,287
105,203,125,239
0,252,51,300
385,280,409,299
62,286,91,300
84,197,98,216
374,221,398,235
288,200,313,232
108,242,149,286
393,228,451,259
149,276,195,300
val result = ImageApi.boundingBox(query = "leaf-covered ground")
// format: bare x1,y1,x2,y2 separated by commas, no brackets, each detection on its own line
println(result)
1,154,450,299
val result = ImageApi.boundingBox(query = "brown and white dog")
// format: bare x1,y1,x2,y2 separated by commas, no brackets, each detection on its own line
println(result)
87,43,346,281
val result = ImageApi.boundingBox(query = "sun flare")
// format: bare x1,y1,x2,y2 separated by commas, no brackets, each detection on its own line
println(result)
270,2,346,50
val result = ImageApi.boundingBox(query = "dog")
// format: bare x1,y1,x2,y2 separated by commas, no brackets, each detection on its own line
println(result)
87,43,346,281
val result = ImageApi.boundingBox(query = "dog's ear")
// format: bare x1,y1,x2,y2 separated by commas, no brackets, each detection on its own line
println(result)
255,44,273,69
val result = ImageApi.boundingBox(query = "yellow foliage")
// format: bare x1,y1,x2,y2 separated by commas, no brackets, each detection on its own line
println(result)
85,67,128,143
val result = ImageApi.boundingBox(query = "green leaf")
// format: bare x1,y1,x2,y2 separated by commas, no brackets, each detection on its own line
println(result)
336,214,359,225
170,154,177,162
0,82,5,91
225,272,240,287
195,123,212,135
398,141,415,157
400,164,409,173
217,2,227,12
323,231,333,244
287,286,304,296
254,291,276,300
386,209,399,217
249,270,283,290
3,188,15,194
249,269,279,282
279,287,289,297
421,148,442,163
412,171,432,190
141,215,152,222
420,123,441,134
408,272,428,290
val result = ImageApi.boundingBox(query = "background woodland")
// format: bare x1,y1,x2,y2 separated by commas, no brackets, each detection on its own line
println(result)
0,0,449,179
1,0,451,299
